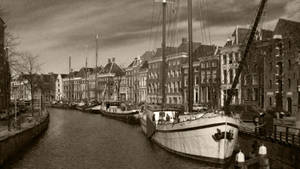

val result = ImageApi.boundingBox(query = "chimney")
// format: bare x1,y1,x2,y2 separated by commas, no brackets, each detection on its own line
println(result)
235,26,239,44
108,58,111,63
182,37,187,43
112,57,115,63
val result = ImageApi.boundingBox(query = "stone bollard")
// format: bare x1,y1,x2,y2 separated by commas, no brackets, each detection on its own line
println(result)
258,144,270,169
235,150,247,169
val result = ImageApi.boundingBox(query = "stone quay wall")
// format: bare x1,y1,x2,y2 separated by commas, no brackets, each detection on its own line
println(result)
0,114,49,166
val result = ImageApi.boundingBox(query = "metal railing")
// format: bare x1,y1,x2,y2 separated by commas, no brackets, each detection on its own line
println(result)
273,125,300,147
240,123,300,148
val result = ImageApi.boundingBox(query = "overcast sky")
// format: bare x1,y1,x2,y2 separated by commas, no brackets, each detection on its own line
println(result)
1,0,299,73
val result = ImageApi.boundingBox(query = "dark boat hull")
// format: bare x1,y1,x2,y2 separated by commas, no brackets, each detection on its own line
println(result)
100,109,140,124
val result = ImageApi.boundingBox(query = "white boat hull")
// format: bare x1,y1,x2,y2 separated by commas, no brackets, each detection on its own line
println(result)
141,112,239,164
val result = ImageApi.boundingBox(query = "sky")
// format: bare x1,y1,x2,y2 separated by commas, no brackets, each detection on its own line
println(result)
1,0,299,74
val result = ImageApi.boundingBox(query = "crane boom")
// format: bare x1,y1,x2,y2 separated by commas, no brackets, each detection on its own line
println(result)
224,0,268,109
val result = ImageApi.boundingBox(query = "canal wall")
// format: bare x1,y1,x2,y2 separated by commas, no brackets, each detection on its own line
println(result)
238,132,300,169
0,113,49,166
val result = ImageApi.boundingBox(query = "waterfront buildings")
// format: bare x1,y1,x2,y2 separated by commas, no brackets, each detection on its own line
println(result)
138,61,148,103
197,46,220,109
126,57,141,103
55,74,68,101
219,26,249,107
11,77,31,102
147,47,177,104
97,58,125,101
262,19,300,115
182,44,218,108
11,74,56,107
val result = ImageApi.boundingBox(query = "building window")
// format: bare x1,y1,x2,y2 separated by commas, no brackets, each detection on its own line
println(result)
211,61,217,67
253,75,258,85
229,69,233,84
201,62,205,69
206,62,210,68
223,70,227,84
206,71,211,83
254,88,259,101
212,70,217,83
269,80,272,89
235,52,240,62
195,76,199,85
223,55,227,65
229,53,233,64
269,97,272,106
201,72,205,83
288,79,291,88
288,59,291,70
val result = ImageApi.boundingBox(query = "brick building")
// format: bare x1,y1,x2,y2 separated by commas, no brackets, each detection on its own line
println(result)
220,26,249,107
138,61,148,103
147,46,177,104
197,46,220,109
182,44,218,108
262,19,300,115
0,18,10,112
126,57,141,103
240,29,273,109
97,58,125,101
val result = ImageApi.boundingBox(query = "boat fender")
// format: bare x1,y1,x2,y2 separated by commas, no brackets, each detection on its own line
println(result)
235,150,245,163
258,144,269,169
258,144,267,156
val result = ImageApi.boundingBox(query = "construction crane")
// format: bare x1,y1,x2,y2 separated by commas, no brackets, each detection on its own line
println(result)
224,0,268,110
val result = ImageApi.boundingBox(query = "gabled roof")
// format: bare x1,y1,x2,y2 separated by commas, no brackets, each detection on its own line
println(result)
177,41,202,53
193,44,217,60
153,47,178,58
139,61,148,70
100,61,125,76
127,58,140,68
232,27,250,45
274,18,300,47
140,51,155,62
61,74,68,78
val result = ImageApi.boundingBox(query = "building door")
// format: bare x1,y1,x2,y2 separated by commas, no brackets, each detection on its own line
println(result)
287,97,292,114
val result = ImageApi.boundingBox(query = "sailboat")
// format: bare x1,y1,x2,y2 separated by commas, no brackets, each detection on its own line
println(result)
140,0,267,164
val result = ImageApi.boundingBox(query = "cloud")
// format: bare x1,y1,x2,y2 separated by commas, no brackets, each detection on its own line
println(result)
0,0,297,73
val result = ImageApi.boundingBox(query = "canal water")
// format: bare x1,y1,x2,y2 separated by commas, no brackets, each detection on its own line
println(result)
3,108,226,169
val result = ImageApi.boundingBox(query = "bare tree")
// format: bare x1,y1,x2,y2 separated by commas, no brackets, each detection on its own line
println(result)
5,32,20,75
15,51,41,114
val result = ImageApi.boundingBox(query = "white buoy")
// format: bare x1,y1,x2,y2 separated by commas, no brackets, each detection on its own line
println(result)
259,144,267,156
236,150,245,163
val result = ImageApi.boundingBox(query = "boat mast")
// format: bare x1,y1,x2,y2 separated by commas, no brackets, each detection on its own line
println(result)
161,0,167,107
85,56,89,102
187,0,193,112
95,34,99,101
68,56,71,103
224,0,268,109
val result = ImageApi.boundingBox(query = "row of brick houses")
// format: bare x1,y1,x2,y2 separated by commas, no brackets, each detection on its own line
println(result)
9,18,300,117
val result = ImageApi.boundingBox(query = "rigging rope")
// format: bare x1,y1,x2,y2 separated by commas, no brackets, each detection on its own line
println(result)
203,0,212,45
198,0,207,44
148,0,156,51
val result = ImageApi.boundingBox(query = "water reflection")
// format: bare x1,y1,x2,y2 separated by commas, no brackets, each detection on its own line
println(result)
4,108,224,169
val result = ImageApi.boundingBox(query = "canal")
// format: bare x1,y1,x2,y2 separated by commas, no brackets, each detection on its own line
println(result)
3,108,223,169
